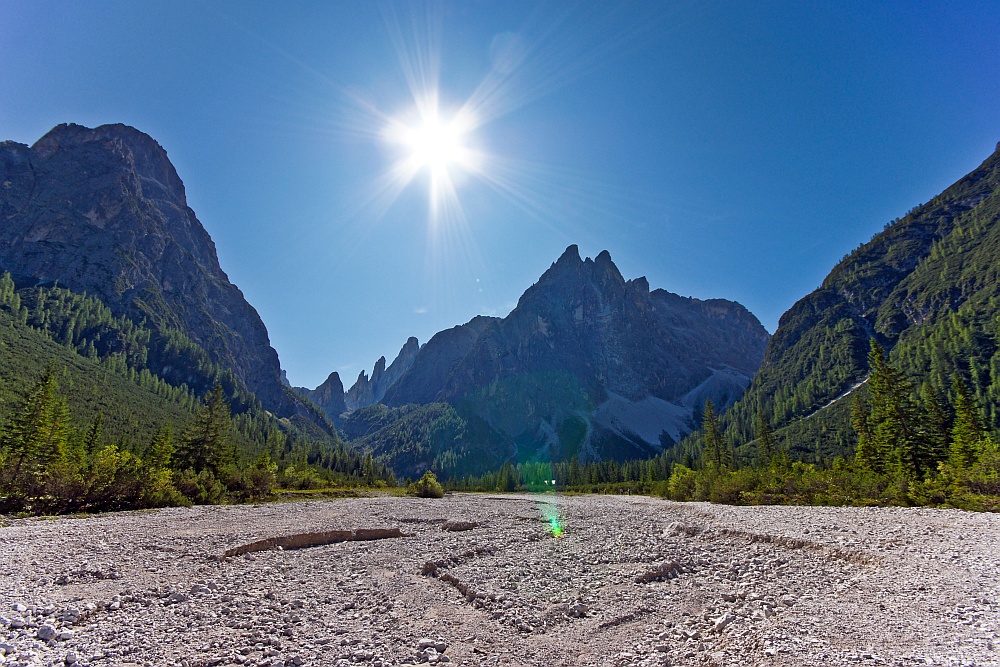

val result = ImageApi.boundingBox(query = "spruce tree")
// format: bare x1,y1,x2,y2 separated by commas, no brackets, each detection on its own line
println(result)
755,409,774,466
702,399,724,470
175,384,234,475
851,393,880,472
920,381,950,465
148,425,174,470
949,374,982,469
864,339,925,477
0,368,72,501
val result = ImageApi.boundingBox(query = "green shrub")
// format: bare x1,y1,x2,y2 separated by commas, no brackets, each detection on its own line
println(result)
665,465,697,501
408,470,445,498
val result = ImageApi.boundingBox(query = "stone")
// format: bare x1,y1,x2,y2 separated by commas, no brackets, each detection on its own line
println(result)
712,612,736,633
64,652,77,664
36,624,57,641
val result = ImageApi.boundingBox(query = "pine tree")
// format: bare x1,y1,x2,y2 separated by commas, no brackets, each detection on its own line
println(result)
174,384,234,475
851,393,880,472
919,381,950,465
863,339,926,477
755,409,774,466
0,368,72,501
949,374,982,469
84,413,104,457
702,399,725,470
148,425,174,469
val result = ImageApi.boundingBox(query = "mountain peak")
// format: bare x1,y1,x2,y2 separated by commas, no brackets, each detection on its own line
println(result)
0,122,296,416
555,244,581,266
32,123,186,205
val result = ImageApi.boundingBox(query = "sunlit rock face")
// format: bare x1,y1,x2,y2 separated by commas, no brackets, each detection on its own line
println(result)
0,123,292,414
384,245,770,460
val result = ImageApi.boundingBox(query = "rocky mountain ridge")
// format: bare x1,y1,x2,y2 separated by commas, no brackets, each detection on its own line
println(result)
310,245,769,466
345,337,420,412
0,123,295,416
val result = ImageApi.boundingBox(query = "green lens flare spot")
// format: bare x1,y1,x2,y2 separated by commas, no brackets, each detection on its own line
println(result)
549,517,563,537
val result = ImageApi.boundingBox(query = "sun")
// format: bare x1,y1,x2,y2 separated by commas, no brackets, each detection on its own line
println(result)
404,114,464,173
382,100,481,216
389,104,477,177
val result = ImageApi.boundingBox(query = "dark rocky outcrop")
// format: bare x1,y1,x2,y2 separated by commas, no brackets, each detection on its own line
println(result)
0,123,293,414
342,336,420,412
383,318,498,406
297,372,348,425
380,246,769,460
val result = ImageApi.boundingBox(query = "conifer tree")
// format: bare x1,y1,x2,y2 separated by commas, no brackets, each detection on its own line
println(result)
175,384,234,475
702,399,724,470
863,339,925,477
851,393,880,472
84,413,104,457
949,374,982,469
148,425,174,470
0,368,72,501
920,381,950,465
755,409,774,465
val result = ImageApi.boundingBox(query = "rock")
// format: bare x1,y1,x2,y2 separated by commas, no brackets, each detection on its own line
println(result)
64,651,77,664
712,612,736,633
0,123,302,418
11,604,26,614
342,337,421,413
166,592,190,604
36,624,57,641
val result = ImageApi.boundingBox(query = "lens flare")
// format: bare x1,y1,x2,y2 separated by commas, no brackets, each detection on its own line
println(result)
540,501,563,538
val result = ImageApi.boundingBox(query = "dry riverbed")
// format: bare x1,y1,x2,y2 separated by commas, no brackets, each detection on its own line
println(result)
1,494,998,667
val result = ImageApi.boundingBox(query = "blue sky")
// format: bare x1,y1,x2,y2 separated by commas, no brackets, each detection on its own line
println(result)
2,1,999,388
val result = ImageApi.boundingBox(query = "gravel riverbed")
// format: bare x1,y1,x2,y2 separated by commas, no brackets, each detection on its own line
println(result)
1,494,998,667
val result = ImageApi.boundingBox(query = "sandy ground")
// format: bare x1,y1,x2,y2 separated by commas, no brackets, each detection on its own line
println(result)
1,493,998,667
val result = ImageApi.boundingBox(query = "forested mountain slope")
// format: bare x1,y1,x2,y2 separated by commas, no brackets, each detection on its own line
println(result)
715,141,1000,460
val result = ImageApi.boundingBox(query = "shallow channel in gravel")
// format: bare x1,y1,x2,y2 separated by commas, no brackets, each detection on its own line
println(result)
2,494,998,667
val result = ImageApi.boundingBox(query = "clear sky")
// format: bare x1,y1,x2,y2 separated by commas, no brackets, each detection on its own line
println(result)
2,1,999,388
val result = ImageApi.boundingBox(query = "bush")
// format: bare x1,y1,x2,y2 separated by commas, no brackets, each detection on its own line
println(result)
408,471,445,498
278,464,325,490
665,465,697,501
173,468,226,505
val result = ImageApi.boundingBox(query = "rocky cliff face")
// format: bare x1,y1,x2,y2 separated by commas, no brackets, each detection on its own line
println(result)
382,316,499,406
383,246,770,459
296,372,348,425
0,123,292,413
342,336,420,412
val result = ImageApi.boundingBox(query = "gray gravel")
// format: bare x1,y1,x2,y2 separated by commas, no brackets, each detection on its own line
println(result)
1,494,998,667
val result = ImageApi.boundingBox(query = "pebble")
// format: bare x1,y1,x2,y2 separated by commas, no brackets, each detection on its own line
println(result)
1,495,996,667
